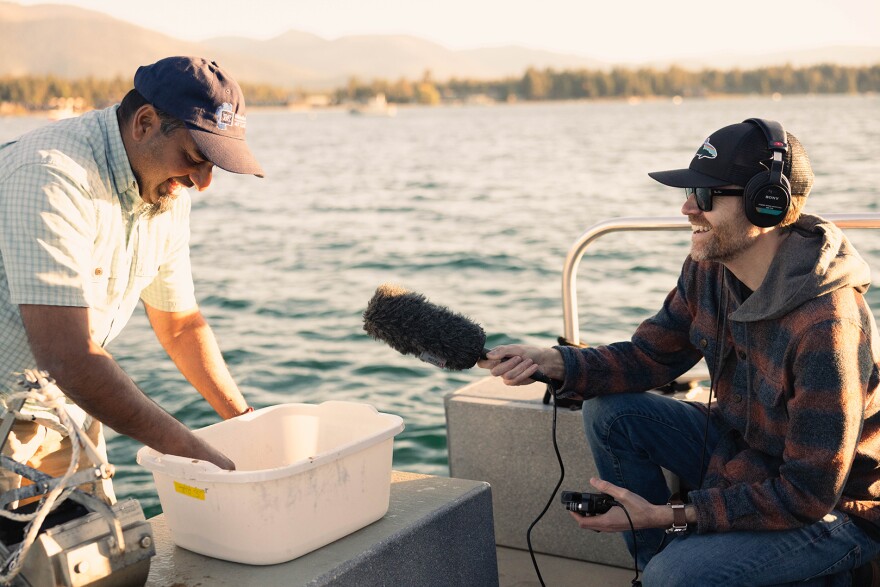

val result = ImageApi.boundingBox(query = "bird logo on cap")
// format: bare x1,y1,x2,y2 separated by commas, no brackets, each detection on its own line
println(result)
695,138,718,160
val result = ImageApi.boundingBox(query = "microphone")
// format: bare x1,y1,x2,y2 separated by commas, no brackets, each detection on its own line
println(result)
362,284,555,384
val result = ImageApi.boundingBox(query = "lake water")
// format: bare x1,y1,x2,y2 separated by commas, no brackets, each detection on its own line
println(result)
1,94,879,516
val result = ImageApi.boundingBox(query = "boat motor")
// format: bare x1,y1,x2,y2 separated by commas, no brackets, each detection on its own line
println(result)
0,370,155,587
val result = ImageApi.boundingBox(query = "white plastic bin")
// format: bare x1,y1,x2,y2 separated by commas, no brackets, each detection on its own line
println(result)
136,401,405,565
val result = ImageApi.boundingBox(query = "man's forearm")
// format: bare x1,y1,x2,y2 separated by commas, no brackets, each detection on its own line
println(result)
146,305,248,419
20,304,234,468
50,350,201,453
45,350,234,468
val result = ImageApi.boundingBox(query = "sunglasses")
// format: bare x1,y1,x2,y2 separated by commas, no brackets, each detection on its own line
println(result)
684,187,745,212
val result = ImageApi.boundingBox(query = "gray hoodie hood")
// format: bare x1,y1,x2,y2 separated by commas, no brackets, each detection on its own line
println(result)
731,214,873,322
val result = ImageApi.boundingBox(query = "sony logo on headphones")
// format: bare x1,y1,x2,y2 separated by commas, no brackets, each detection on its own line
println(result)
765,194,780,201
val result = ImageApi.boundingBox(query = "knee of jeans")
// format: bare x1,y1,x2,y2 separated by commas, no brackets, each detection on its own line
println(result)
582,394,633,439
642,550,701,587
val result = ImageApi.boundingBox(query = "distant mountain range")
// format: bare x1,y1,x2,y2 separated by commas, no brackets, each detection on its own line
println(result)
2,1,879,90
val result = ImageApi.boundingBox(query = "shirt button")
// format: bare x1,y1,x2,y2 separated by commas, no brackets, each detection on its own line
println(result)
732,394,743,403
94,267,103,276
738,351,747,360
700,339,708,348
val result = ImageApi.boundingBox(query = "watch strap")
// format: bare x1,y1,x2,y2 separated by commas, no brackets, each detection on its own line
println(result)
666,500,688,534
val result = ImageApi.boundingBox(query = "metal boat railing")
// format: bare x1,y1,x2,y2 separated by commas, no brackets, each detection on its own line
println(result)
561,214,880,347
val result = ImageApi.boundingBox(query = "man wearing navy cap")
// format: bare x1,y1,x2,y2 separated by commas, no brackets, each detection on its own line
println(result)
480,119,880,584
0,56,262,502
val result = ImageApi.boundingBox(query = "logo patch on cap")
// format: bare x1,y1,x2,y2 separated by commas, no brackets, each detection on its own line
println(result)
215,102,247,131
695,138,717,160
216,103,235,130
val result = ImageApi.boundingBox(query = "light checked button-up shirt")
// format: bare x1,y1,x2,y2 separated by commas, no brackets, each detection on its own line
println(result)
0,105,198,395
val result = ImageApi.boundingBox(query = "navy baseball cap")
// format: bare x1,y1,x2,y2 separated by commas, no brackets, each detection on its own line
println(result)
134,56,264,177
649,121,812,195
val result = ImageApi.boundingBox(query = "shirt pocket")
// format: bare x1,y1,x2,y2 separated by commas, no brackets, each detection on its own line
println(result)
132,222,162,289
689,323,716,365
86,253,121,306
134,253,159,284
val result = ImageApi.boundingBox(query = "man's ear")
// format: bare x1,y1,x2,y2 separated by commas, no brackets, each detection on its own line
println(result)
130,105,160,142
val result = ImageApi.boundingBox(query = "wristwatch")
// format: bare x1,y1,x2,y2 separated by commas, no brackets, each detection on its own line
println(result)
666,500,688,534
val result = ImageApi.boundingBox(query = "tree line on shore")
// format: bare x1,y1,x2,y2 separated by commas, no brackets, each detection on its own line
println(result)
1,63,878,112
341,63,880,105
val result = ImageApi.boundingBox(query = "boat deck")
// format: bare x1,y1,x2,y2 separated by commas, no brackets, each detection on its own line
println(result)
142,469,635,586
498,546,635,586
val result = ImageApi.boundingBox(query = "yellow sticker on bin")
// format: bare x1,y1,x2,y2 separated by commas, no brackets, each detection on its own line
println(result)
174,481,206,500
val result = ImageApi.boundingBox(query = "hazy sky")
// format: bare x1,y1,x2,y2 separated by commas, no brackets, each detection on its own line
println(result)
15,0,880,63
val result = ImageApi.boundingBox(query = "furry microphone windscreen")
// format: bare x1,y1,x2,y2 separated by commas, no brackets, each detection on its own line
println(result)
362,284,487,371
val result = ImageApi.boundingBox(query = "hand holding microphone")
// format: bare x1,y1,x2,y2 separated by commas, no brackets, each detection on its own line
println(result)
479,344,565,386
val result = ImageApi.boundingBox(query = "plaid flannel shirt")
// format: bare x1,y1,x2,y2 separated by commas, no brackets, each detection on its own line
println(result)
557,241,880,535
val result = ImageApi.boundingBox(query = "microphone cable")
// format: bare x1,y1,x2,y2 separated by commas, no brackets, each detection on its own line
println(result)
527,381,641,587
526,379,565,587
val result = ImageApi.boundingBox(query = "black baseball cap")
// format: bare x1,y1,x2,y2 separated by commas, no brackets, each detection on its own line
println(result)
134,56,264,178
649,121,813,195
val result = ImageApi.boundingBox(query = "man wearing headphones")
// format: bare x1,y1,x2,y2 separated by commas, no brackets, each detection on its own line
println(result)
479,119,880,584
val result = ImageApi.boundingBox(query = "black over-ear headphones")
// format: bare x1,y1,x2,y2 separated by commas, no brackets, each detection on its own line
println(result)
742,118,791,228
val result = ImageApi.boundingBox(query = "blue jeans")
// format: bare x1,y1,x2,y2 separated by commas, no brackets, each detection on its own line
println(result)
582,393,880,586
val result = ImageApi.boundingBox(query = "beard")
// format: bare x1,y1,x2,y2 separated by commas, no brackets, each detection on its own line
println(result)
689,214,756,263
130,167,182,218
141,192,177,217
131,132,185,218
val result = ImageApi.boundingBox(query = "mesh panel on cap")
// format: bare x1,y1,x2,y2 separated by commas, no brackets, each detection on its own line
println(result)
732,129,813,198
786,133,814,197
